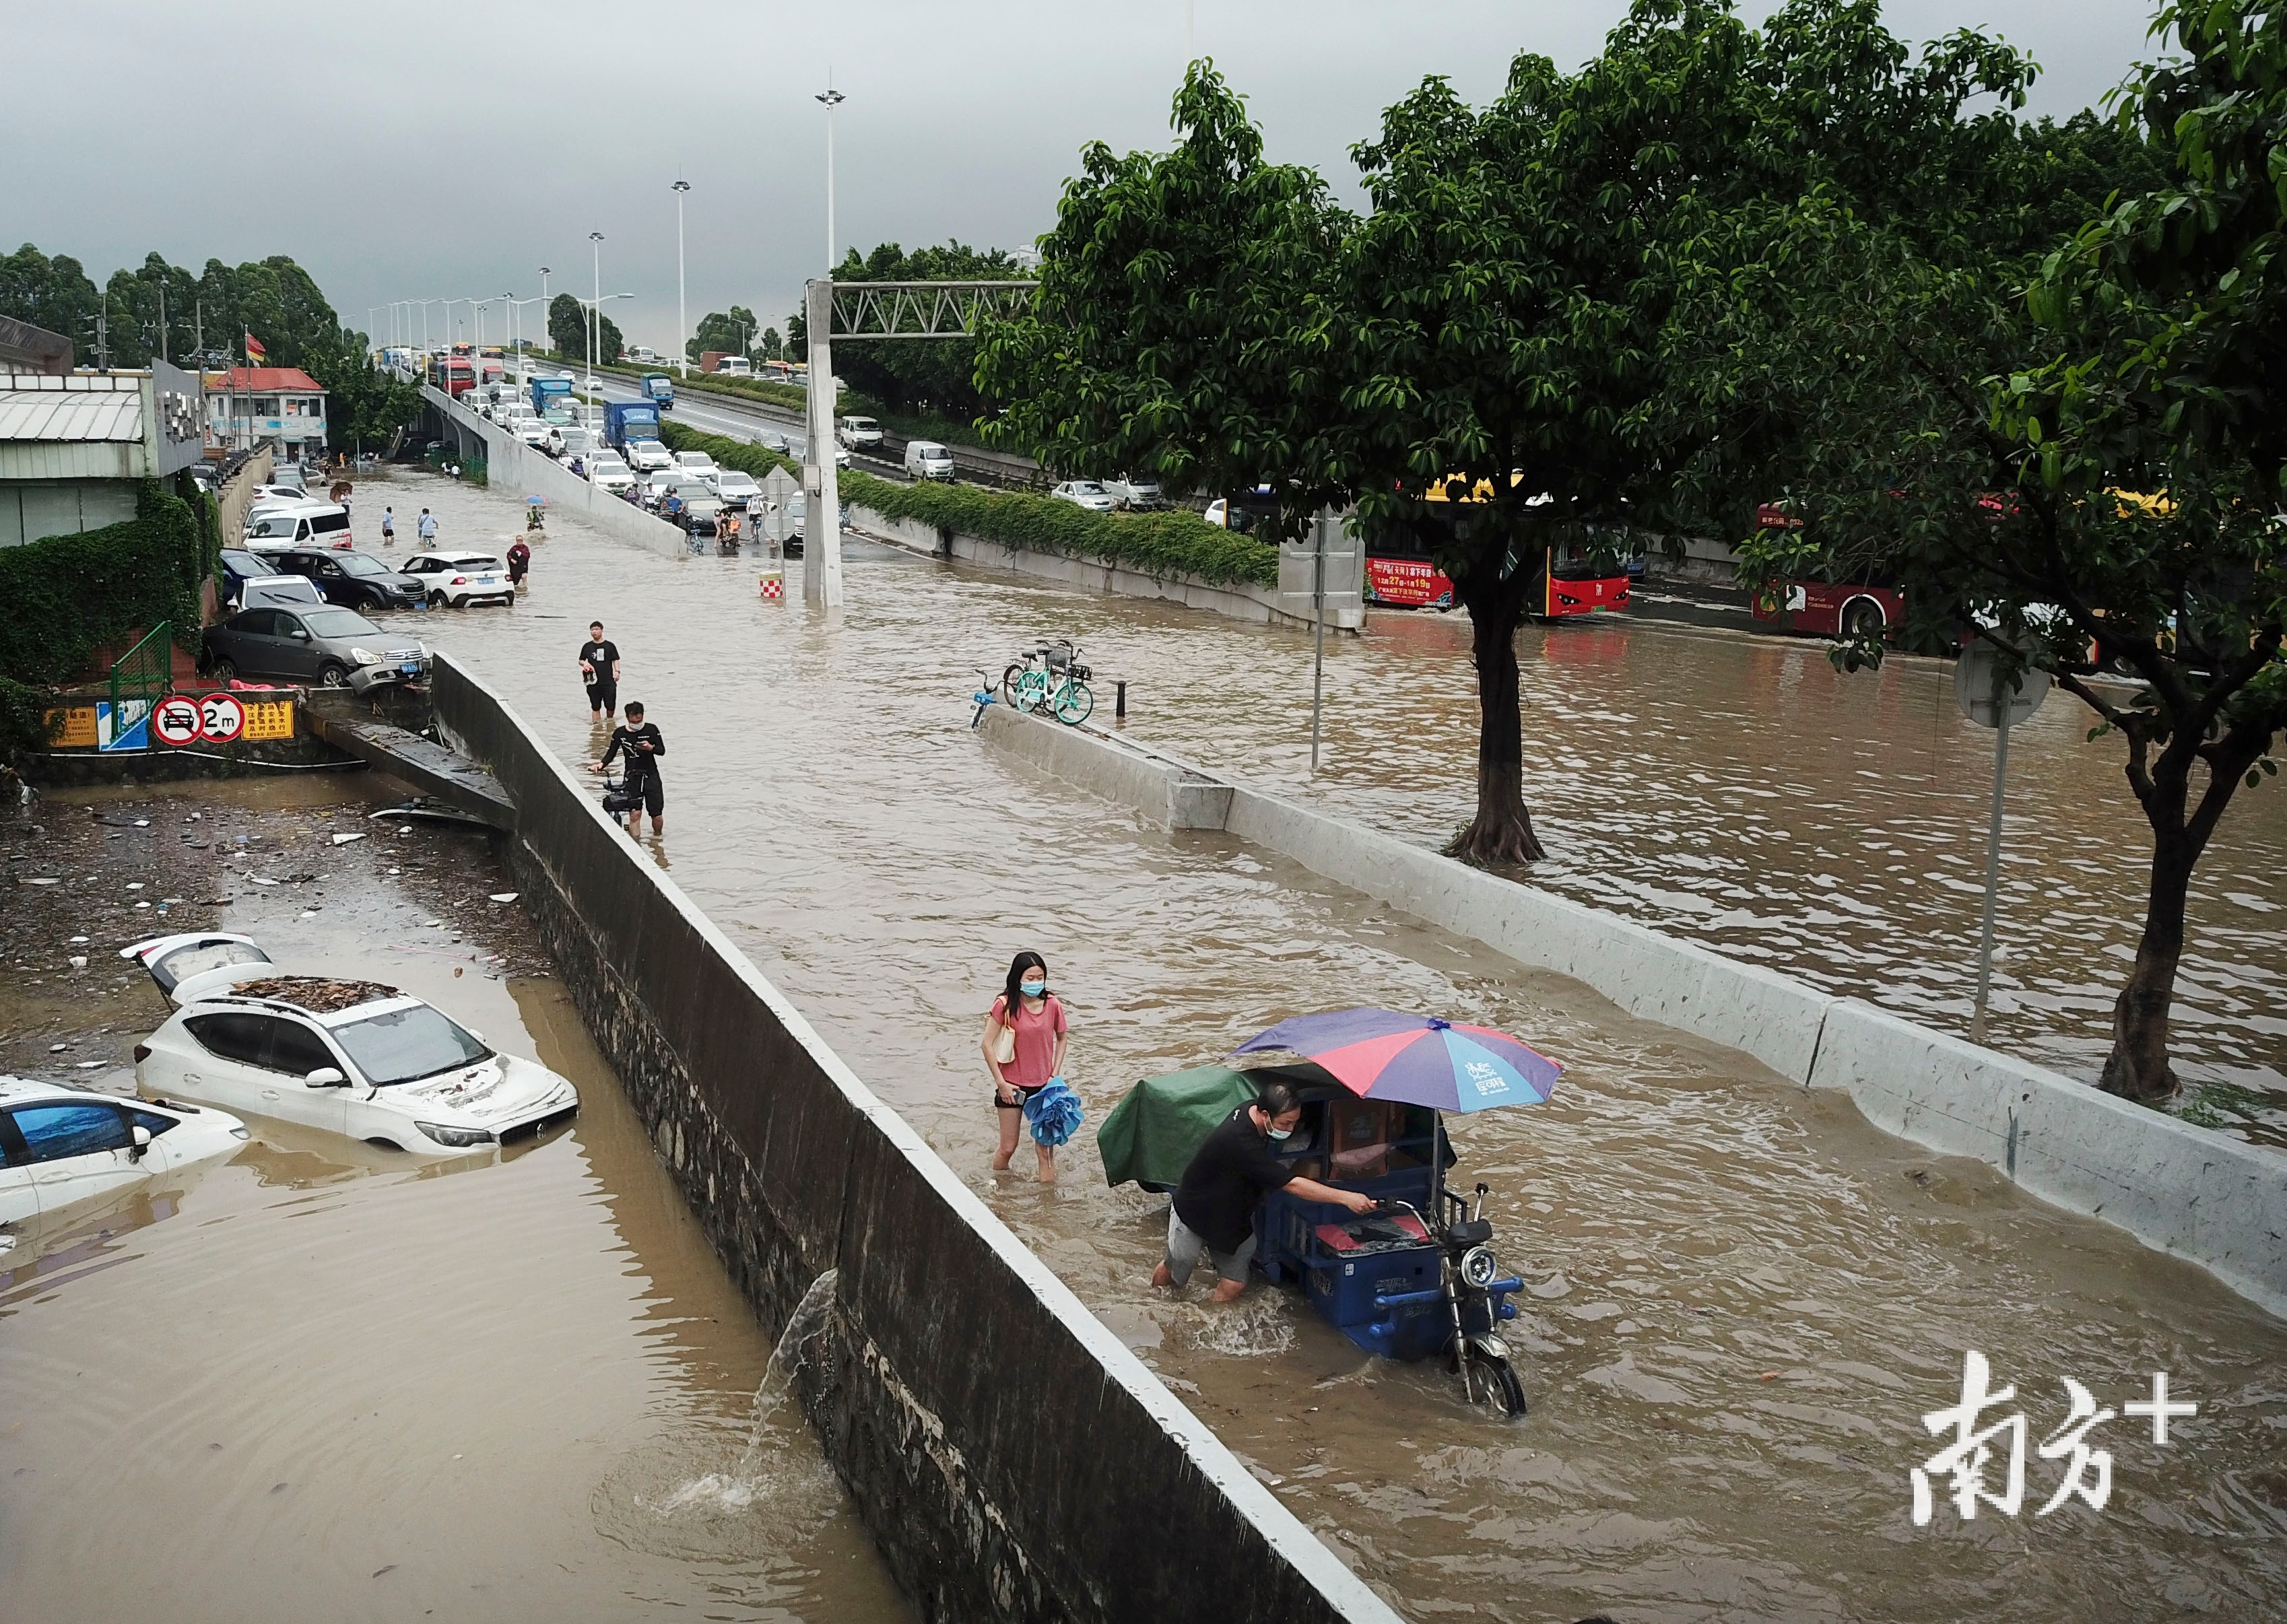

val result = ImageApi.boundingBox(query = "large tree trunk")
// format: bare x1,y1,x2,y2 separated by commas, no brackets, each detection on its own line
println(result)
2098,722,2263,1103
1447,562,1545,866
2100,823,2193,1102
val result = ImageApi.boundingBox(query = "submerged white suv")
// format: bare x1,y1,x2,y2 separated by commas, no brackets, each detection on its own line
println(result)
124,933,578,1155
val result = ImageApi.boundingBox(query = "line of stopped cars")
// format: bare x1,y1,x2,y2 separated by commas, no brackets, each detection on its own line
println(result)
2,932,580,1245
206,486,523,691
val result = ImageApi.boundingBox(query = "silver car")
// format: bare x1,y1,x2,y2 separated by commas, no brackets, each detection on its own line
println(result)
1051,480,1119,514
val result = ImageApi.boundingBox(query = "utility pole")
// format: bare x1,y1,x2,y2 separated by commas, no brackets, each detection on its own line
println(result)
807,75,849,611
158,285,170,363
673,177,691,376
540,267,552,353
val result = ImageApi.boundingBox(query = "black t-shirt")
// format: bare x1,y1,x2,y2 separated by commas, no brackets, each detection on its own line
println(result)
603,722,665,778
1173,1106,1297,1254
579,640,620,685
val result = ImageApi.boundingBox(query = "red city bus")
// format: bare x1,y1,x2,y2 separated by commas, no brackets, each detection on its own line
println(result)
1541,546,1631,619
428,355,474,397
1412,475,1631,620
1747,504,1902,637
1364,526,1456,609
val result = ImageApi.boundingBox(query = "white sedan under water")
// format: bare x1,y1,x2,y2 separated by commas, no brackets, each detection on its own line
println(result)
123,934,578,1155
0,1076,250,1228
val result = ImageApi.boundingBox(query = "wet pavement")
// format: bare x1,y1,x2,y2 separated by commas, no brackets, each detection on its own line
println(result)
357,467,2287,1622
0,774,908,1623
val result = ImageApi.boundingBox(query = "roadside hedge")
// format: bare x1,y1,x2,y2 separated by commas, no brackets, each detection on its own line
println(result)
0,479,213,766
659,421,1277,589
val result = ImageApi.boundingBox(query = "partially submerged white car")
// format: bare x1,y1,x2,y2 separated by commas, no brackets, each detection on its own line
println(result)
123,933,578,1155
1,1075,250,1227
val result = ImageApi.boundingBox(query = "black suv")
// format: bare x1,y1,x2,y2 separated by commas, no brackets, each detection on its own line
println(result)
269,547,424,611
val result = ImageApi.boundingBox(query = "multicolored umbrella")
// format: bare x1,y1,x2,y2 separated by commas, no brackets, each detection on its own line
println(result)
1233,1007,1562,1114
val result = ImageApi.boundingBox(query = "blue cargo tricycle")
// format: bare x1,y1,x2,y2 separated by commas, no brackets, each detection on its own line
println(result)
1100,1008,1562,1418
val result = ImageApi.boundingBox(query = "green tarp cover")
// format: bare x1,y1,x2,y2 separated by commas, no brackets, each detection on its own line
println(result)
1097,1062,1329,1188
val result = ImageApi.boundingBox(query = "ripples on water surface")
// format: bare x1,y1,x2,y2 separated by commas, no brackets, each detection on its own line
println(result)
387,471,2285,1621
0,784,905,1624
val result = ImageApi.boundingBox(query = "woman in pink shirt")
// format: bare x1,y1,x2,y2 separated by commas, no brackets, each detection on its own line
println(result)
981,949,1069,1180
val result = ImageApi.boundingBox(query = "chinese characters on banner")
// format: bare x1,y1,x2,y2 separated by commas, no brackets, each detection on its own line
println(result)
1912,1351,2196,1524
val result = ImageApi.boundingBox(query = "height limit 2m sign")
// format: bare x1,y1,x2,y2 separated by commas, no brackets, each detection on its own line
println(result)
151,691,254,747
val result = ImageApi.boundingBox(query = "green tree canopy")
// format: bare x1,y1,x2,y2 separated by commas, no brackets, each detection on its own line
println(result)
548,291,621,364
688,305,758,362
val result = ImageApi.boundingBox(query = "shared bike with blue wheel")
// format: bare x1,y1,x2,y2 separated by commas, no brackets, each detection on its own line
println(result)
1000,639,1095,726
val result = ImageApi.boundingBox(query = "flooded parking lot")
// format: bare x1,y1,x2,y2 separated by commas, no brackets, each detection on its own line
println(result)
371,468,2286,1621
0,776,907,1623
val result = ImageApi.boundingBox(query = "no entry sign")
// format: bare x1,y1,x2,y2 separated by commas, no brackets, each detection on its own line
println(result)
152,695,203,747
198,691,246,743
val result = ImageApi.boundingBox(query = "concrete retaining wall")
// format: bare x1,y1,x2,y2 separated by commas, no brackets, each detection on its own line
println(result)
424,385,689,560
851,503,1360,634
429,653,1399,1624
978,705,2287,1320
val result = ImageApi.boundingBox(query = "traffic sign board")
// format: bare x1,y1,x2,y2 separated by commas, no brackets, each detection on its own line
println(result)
1954,644,2050,730
152,695,202,747
759,467,799,543
198,691,247,743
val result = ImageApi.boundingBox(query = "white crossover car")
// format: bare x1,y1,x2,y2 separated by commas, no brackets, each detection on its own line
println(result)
123,933,578,1156
399,549,515,607
1,1075,249,1226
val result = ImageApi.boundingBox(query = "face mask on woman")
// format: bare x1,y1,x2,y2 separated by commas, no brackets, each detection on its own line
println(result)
1020,978,1046,999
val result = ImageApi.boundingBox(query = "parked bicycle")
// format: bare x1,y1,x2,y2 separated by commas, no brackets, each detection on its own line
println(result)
970,669,998,729
1001,640,1095,725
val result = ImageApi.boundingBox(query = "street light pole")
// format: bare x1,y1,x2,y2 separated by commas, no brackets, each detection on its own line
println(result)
539,267,552,354
589,232,605,399
818,77,844,272
672,178,691,377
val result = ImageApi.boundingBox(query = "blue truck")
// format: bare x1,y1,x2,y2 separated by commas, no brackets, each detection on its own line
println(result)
604,400,663,453
640,372,675,411
529,375,572,417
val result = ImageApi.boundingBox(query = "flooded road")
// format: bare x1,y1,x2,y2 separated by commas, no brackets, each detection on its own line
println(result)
0,776,908,1623
378,469,2287,1622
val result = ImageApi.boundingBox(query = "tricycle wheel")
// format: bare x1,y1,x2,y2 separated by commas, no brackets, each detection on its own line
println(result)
1470,1347,1527,1417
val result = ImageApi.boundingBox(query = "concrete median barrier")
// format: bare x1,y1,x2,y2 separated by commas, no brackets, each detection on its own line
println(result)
429,652,1401,1624
977,705,2287,1319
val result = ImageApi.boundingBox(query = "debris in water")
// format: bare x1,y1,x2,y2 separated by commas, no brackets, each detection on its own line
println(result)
246,874,279,886
489,892,518,903
26,877,59,885
75,1061,102,1070
372,1565,395,1579
68,955,86,968
48,1044,67,1053
69,936,87,943
332,833,366,846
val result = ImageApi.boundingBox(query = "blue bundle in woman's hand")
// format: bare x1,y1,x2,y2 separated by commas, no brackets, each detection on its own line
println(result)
1024,1078,1084,1147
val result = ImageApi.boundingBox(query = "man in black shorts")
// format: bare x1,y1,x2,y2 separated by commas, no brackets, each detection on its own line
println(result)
1152,1080,1373,1304
578,621,620,722
594,702,665,834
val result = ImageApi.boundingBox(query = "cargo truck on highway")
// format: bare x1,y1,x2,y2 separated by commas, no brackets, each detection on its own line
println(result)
604,401,673,472
640,372,675,411
529,376,572,417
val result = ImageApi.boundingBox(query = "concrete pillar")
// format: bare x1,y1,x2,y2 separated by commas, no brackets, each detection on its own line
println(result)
802,279,842,608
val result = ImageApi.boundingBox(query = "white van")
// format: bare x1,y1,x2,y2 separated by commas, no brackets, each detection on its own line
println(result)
715,356,754,376
904,441,956,481
244,501,353,550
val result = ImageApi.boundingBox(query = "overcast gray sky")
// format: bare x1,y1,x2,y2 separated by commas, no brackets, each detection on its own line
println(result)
8,1,2164,357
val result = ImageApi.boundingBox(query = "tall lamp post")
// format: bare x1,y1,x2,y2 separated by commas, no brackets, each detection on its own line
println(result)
672,178,691,377
589,232,605,399
806,76,849,610
539,267,552,353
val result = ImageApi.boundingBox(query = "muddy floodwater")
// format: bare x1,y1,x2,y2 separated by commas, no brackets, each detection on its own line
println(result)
360,470,2287,1621
0,776,909,1623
